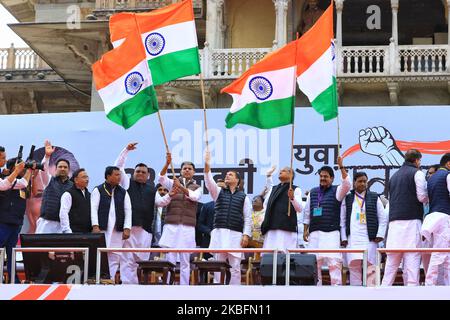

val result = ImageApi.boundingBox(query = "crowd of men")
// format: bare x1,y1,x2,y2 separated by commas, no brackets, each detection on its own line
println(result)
0,140,448,286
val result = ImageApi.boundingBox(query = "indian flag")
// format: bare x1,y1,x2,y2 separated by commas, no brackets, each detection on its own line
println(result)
222,41,297,129
109,0,200,86
296,4,338,121
92,25,158,129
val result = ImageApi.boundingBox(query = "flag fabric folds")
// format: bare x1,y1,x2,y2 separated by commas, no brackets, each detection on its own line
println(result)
109,0,201,86
221,41,297,129
92,24,158,129
296,3,338,121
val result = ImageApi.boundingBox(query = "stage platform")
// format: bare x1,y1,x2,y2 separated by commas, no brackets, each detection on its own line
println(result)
1,284,449,300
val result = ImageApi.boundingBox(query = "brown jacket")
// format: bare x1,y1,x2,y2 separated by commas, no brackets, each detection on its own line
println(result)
165,179,200,227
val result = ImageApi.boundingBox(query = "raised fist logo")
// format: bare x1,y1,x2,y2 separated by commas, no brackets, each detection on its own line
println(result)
359,127,404,166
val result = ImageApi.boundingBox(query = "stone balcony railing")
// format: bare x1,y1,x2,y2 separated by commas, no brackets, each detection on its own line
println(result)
338,42,448,78
1,43,448,80
0,45,50,71
93,0,204,17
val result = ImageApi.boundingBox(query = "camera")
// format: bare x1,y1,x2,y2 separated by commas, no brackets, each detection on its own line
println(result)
17,145,45,171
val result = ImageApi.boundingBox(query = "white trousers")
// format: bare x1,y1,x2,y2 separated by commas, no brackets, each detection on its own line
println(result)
382,252,421,286
316,257,342,286
214,253,242,285
348,260,376,286
120,227,152,284
166,252,191,285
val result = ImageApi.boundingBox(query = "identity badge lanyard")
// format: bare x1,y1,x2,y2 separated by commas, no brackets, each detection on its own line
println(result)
313,189,324,217
355,193,366,224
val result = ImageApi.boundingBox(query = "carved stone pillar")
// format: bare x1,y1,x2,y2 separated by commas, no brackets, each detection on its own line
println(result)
335,0,344,47
273,0,290,48
391,0,399,46
206,0,225,49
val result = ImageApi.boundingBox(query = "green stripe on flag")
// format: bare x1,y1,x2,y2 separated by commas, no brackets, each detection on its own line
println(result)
107,86,159,129
225,96,294,129
311,77,338,121
149,47,200,86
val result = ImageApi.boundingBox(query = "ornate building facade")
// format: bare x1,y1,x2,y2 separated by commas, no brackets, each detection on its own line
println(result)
1,0,449,115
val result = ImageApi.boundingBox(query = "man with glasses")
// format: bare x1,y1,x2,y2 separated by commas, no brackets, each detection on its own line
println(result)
114,143,167,284
382,149,428,286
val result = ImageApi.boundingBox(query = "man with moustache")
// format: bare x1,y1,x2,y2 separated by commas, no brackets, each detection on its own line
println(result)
303,156,351,285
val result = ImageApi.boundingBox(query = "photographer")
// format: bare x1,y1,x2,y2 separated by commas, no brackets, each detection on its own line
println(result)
0,157,33,283
36,140,73,233
0,146,28,190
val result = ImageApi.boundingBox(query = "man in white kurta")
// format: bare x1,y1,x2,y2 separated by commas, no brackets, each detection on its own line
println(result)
204,152,252,285
341,172,388,286
303,157,351,285
382,150,428,286
158,153,202,285
91,166,132,282
113,143,168,284
261,167,303,250
421,154,450,286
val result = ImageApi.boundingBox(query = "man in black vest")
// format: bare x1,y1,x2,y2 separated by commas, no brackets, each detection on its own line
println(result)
261,167,303,249
91,166,132,283
204,152,251,285
341,172,387,286
382,149,428,286
421,153,450,285
0,158,31,283
303,156,351,285
114,142,165,284
58,168,91,234
36,140,73,233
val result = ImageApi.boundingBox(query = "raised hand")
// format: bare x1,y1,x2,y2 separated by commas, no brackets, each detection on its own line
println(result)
126,142,138,151
266,165,277,176
165,152,172,166
44,140,55,158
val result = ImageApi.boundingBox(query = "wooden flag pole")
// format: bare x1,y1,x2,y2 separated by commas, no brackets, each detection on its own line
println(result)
157,110,176,177
199,73,210,152
336,113,341,156
287,123,296,217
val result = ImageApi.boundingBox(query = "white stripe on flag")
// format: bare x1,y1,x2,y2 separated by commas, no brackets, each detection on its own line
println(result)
297,47,334,102
229,66,296,114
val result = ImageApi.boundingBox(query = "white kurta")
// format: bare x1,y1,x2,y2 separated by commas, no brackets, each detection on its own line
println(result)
421,211,450,285
90,186,132,247
303,176,352,259
204,171,252,258
156,174,201,249
263,230,297,249
59,189,87,234
36,217,61,233
261,180,303,250
340,193,387,264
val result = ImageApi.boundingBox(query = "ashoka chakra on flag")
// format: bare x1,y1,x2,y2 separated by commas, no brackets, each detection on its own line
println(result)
145,32,166,56
125,72,144,95
249,76,273,101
